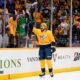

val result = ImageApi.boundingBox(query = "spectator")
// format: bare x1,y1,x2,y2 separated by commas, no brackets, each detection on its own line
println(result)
33,8,42,27
59,17,69,46
8,15,17,47
0,14,2,34
0,14,2,47
0,33,2,47
7,0,15,14
73,18,80,43
17,13,26,47
41,6,50,27
15,0,22,13
25,11,33,38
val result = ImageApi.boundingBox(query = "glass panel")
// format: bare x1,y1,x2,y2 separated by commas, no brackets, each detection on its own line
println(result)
0,0,5,48
1,0,80,48
51,0,70,47
72,0,80,46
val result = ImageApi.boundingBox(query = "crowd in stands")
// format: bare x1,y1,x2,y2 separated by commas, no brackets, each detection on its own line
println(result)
0,0,80,48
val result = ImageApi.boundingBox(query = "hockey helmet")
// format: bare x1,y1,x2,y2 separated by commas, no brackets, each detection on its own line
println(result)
40,23,48,30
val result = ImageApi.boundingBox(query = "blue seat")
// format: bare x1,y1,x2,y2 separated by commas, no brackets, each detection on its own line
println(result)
0,1,4,5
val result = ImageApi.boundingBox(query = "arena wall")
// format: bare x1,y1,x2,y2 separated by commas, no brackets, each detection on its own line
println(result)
0,48,80,79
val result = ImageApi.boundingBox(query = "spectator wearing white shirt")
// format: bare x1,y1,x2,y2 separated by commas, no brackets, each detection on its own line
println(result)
59,17,69,46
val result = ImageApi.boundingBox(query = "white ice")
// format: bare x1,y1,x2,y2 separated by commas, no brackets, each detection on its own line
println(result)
13,71,80,80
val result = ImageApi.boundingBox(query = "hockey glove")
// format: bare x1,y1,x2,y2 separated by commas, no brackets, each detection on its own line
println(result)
51,47,56,53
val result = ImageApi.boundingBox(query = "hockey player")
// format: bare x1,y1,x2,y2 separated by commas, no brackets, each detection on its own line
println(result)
32,23,56,77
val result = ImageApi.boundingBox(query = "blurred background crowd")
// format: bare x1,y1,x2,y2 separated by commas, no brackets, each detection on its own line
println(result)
0,0,80,48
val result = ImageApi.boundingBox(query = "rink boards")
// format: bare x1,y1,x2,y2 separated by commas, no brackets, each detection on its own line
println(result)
0,48,80,79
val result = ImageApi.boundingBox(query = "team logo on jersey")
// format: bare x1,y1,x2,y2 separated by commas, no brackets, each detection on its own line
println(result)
40,35,46,40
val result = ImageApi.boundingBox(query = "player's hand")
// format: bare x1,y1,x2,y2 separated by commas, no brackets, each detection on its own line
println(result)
51,47,56,53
